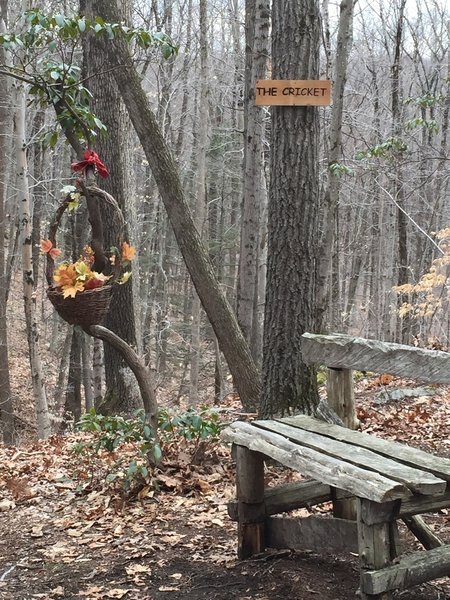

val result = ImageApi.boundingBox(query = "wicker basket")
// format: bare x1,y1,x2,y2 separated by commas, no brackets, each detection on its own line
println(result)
45,185,124,327
47,285,114,327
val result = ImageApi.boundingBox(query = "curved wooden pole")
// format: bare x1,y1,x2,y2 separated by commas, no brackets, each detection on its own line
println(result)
83,324,158,436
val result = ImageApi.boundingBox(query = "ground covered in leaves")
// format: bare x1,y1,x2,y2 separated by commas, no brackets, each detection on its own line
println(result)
2,379,450,600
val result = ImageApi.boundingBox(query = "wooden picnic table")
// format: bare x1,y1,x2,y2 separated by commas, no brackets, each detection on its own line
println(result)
223,415,450,599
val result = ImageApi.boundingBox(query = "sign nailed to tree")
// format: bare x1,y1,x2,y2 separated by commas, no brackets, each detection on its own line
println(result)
256,80,331,106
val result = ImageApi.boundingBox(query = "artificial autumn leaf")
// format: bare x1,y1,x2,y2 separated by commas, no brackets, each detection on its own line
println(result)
54,264,78,288
118,271,132,285
121,242,136,263
67,199,80,212
75,260,91,281
71,149,110,178
40,239,53,253
62,281,85,299
84,277,105,290
40,239,62,259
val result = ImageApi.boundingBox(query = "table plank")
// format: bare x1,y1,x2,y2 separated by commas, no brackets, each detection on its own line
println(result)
280,415,450,481
254,420,446,496
221,422,411,503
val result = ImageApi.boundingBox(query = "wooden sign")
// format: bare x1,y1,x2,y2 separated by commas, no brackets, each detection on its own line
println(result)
256,80,331,106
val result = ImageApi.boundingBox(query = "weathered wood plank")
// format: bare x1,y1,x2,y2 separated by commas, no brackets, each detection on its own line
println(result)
402,515,443,550
266,515,358,554
280,415,450,481
361,544,450,595
254,420,446,496
221,422,410,503
229,483,450,522
236,445,265,558
357,498,395,600
228,480,332,521
327,368,359,429
400,489,450,517
302,332,450,384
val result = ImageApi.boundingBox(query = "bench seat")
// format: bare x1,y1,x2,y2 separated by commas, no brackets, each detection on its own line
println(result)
223,415,450,599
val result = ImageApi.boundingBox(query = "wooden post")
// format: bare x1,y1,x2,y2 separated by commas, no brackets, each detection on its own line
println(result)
327,367,359,429
235,444,266,559
357,498,399,600
328,367,359,519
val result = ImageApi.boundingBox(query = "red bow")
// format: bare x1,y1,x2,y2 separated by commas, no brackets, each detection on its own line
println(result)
71,150,110,178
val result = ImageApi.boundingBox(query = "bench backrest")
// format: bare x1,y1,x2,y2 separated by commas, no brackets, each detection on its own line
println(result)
302,333,450,385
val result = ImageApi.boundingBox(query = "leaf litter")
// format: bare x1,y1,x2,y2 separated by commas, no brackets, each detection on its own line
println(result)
1,382,450,598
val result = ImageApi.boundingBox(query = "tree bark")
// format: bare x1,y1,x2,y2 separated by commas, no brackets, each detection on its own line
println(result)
190,0,209,404
0,7,14,444
13,77,51,439
80,0,140,414
94,0,261,411
316,0,355,330
260,0,321,418
238,0,270,363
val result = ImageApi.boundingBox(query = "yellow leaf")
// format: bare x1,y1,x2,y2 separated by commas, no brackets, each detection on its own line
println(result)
118,271,132,285
62,281,85,298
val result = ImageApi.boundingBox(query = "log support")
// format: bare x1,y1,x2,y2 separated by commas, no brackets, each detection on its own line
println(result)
357,499,400,600
235,444,266,559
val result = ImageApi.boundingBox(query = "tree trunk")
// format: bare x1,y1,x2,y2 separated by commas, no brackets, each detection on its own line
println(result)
12,77,51,439
0,6,14,444
64,328,82,424
81,0,141,414
238,0,270,361
190,0,209,404
81,333,93,411
316,0,355,331
391,0,409,343
94,0,261,411
260,0,321,418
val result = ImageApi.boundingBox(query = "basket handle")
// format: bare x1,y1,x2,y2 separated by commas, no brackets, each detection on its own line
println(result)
46,187,124,287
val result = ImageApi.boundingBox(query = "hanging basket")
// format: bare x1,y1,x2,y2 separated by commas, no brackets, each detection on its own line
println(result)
45,184,125,328
47,285,114,327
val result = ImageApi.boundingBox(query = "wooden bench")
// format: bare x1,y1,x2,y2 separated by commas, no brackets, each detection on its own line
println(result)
223,333,450,599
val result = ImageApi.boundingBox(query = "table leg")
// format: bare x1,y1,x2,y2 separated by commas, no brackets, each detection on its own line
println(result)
357,498,399,600
235,444,266,559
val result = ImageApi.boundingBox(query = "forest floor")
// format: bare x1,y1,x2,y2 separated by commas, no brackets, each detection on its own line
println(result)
2,376,450,599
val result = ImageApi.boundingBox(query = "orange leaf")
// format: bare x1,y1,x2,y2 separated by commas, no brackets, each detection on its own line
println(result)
54,264,77,288
49,248,62,259
121,242,136,262
40,239,53,253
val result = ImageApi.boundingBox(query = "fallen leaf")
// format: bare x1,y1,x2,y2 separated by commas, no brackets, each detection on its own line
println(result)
125,564,151,576
105,589,130,598
0,499,15,511
30,525,44,537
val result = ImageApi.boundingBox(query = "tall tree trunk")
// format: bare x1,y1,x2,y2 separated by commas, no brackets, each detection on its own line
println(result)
260,0,321,418
81,0,141,414
64,328,82,424
12,76,51,439
94,0,261,411
392,0,409,343
0,5,14,444
316,0,355,330
237,0,270,362
190,0,209,404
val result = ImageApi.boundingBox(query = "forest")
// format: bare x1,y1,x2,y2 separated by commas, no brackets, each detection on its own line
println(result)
0,0,445,443
0,0,450,599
